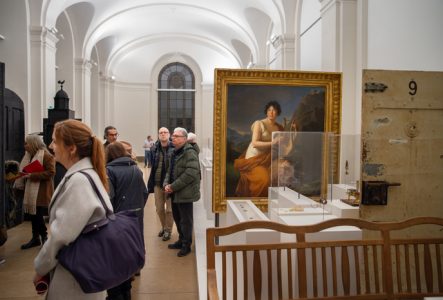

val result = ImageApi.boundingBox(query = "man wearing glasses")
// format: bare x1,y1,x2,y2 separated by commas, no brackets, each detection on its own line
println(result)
147,127,175,241
164,127,200,257
103,126,119,148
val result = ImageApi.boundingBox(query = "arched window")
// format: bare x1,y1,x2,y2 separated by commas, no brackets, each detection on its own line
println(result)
158,62,195,133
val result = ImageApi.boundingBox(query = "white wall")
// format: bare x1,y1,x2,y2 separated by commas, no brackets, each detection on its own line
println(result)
299,24,322,71
299,0,322,71
113,82,151,155
0,0,30,126
367,0,443,71
55,11,75,108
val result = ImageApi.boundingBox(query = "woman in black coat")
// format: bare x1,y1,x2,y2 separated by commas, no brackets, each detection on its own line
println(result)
105,141,148,300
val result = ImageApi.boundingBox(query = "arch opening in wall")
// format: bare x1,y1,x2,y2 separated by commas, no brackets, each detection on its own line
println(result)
157,62,195,133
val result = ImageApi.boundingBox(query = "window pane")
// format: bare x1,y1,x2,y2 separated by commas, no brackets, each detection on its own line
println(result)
158,62,195,132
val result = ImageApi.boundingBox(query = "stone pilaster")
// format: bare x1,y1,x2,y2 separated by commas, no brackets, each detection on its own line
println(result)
29,26,58,132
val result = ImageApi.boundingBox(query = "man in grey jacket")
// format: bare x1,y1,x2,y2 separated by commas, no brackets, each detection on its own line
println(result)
164,127,201,257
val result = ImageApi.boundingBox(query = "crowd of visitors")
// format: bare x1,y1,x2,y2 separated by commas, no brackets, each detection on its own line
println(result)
2,121,201,299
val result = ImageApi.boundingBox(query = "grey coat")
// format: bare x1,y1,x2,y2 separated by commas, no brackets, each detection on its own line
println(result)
164,143,201,203
34,158,112,299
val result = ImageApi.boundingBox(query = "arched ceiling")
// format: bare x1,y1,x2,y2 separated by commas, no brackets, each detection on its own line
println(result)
43,0,288,83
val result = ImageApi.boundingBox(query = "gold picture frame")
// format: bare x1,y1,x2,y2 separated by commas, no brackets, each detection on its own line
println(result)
212,69,342,212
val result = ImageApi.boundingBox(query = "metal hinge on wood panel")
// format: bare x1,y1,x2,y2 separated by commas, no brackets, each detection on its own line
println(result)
364,82,388,93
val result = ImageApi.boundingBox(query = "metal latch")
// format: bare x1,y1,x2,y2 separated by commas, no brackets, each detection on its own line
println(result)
361,181,401,205
364,82,388,93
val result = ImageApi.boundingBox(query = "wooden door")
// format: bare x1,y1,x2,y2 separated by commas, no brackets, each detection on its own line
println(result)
360,70,443,222
0,63,4,230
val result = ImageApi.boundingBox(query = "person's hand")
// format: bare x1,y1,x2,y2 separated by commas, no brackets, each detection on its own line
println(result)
34,273,50,295
164,184,173,194
32,273,40,287
20,172,31,179
271,135,282,145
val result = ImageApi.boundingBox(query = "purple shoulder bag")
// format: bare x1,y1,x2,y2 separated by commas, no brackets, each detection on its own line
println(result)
56,171,145,293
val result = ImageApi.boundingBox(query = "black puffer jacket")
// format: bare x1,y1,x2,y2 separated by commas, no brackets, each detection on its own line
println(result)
147,140,174,193
106,156,148,214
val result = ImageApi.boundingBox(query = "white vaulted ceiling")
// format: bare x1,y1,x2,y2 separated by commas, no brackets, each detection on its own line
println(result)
42,0,288,83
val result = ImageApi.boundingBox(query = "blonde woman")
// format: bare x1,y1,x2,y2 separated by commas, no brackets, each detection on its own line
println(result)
14,135,55,249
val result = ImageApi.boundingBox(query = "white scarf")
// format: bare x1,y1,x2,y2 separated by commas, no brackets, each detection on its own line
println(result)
14,150,45,215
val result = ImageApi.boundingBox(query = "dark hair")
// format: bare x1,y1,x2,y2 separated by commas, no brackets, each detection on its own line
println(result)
54,120,108,191
103,126,116,139
264,101,281,116
106,141,130,163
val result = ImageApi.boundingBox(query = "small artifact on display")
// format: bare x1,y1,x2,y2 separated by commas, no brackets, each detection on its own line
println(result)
341,187,360,207
288,205,304,212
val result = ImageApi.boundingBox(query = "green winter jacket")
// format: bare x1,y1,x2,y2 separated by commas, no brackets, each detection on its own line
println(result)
164,143,201,203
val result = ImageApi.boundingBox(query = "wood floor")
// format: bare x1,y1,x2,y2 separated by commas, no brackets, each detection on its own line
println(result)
0,166,199,299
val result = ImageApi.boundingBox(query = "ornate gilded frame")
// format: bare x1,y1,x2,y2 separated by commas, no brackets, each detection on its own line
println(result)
212,69,342,212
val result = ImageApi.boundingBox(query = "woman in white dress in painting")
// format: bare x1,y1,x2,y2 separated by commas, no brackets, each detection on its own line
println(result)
234,101,284,197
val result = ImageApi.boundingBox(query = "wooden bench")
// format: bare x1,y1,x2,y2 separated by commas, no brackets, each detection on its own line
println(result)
206,217,443,299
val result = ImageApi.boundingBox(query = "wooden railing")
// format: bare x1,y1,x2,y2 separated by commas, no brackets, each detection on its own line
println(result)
206,217,443,300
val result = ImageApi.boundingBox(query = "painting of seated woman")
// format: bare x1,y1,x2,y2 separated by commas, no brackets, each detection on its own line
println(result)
226,85,327,198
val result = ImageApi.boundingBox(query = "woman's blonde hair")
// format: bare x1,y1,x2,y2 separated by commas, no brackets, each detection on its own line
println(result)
25,134,48,156
53,120,108,191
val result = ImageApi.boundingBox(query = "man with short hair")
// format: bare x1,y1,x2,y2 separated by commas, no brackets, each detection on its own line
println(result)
164,127,201,257
103,126,118,148
147,127,175,241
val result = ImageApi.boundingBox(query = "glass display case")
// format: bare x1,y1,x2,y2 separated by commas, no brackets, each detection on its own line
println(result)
325,133,361,218
269,132,330,222
269,132,361,221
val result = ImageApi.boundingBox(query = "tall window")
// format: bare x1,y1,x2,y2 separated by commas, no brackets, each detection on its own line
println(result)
158,62,195,133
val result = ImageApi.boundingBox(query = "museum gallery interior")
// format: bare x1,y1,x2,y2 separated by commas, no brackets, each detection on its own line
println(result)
1,0,442,299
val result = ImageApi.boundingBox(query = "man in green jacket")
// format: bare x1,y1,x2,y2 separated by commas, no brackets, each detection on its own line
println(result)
164,127,201,257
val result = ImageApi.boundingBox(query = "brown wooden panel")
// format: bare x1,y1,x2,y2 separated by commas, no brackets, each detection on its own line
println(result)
206,217,443,300
373,245,380,293
253,250,261,300
355,246,361,294
395,245,402,293
364,245,370,294
322,247,328,296
331,247,337,296
414,244,421,293
405,245,411,293
342,246,351,295
312,248,318,297
437,244,443,292
424,244,433,292
243,251,248,299
288,248,293,298
267,250,272,300
222,251,227,300
232,251,237,300
277,249,282,299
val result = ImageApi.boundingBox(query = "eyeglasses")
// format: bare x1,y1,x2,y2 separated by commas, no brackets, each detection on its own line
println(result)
171,135,185,138
108,133,119,137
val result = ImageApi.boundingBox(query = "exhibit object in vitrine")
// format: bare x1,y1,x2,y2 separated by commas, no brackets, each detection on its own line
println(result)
269,132,361,220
